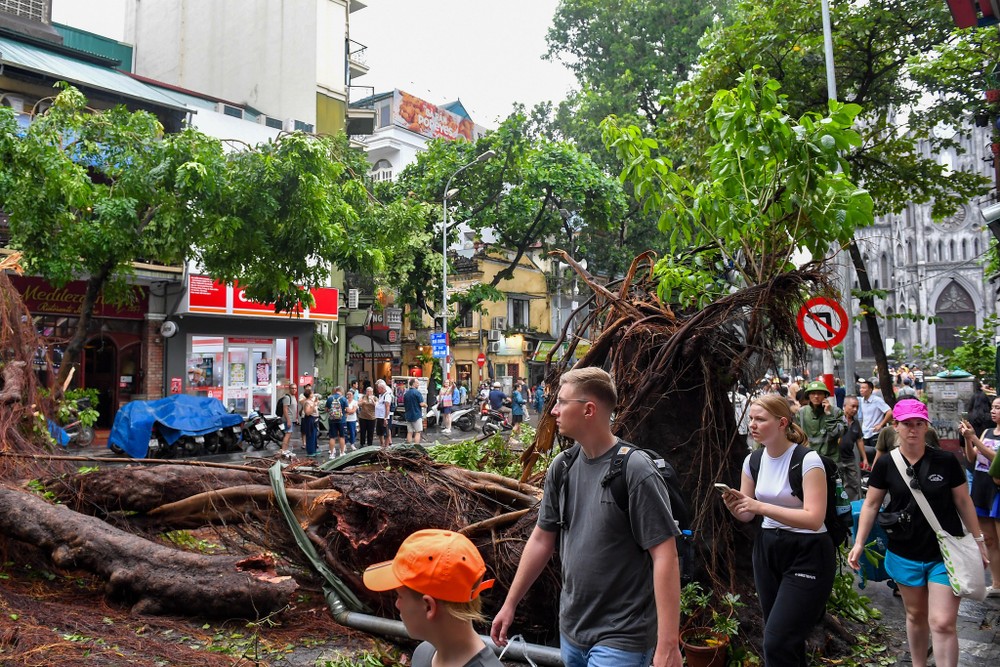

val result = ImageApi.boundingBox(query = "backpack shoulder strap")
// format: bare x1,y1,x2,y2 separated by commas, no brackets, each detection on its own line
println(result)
748,448,764,484
554,444,581,530
602,442,636,513
788,444,808,499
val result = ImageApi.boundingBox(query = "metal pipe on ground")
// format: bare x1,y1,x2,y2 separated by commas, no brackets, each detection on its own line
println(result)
324,589,563,666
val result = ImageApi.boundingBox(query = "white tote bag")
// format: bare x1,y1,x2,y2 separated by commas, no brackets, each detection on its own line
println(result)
891,449,987,600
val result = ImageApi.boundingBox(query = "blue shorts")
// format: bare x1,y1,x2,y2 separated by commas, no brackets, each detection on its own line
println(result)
975,492,1000,520
884,550,950,588
560,635,653,667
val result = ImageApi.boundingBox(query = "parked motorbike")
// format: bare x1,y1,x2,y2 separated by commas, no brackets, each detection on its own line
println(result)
61,396,96,448
243,410,285,450
108,395,244,459
451,405,477,433
481,408,513,436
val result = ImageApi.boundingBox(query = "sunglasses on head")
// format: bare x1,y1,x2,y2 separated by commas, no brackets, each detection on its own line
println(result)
904,464,921,490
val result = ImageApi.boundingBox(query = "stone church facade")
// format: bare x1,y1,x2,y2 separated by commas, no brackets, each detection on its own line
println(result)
850,123,995,363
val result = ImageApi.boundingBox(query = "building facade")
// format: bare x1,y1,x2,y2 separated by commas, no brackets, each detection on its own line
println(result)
848,123,996,367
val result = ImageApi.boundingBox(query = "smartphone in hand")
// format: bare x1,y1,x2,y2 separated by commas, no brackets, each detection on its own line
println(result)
713,483,733,494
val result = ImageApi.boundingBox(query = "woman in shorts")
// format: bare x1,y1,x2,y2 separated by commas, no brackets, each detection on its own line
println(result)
959,397,1000,596
850,399,987,667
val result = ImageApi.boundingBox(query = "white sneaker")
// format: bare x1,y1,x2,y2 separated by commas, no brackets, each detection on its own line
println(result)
442,429,451,434
986,586,1000,598
280,450,295,459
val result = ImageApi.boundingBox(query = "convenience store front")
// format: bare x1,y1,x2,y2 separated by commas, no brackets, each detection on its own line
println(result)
165,274,338,417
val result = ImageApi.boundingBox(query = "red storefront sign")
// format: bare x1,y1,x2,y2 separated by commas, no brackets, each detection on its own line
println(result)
11,276,148,320
184,275,338,320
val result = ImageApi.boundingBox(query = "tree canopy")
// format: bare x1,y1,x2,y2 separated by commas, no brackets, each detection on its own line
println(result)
390,111,627,326
672,0,996,218
0,85,423,383
604,69,874,306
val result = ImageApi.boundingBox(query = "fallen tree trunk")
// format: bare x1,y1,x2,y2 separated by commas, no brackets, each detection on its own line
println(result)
0,485,296,618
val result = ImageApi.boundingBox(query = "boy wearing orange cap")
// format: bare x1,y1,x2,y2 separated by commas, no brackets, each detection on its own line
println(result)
364,529,503,667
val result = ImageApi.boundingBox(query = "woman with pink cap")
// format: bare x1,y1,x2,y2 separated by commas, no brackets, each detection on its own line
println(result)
848,398,988,667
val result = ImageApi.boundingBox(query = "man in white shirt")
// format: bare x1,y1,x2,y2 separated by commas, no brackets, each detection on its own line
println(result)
374,380,394,447
858,379,892,451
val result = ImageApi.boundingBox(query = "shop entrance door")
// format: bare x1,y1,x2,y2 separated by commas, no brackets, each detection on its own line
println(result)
224,345,276,416
84,336,117,428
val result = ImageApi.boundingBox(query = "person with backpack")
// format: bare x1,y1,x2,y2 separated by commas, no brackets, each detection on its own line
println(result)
326,386,348,458
849,399,987,667
299,384,319,457
490,367,682,667
722,394,836,667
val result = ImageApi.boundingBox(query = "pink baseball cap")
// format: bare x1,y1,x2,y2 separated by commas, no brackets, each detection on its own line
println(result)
893,398,928,423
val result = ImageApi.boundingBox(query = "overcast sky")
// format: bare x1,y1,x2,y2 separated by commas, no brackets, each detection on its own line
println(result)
50,0,578,129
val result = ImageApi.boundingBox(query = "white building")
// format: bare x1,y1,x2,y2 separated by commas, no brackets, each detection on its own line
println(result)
850,122,996,363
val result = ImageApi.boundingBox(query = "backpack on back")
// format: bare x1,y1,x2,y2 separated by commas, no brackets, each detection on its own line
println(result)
327,395,344,421
552,441,694,582
747,444,850,547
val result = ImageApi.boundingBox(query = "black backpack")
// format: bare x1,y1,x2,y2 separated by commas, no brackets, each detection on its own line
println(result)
748,444,850,547
552,441,694,581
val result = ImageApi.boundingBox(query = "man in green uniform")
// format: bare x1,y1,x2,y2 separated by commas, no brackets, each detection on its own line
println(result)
795,380,845,461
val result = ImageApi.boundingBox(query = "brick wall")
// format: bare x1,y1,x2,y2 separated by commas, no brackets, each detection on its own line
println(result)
143,317,165,400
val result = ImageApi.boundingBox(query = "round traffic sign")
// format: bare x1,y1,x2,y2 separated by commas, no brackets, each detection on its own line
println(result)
477,353,486,368
796,297,849,349
387,329,399,343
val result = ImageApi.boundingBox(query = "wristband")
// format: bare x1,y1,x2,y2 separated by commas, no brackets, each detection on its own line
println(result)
974,535,985,543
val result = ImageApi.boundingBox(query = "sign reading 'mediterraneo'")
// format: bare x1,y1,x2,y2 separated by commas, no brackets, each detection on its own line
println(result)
10,276,148,320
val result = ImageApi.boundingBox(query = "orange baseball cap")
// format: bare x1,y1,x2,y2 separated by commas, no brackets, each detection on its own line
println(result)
362,529,495,603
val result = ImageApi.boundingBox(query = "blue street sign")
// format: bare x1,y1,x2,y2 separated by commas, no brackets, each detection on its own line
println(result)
431,345,449,359
430,332,448,345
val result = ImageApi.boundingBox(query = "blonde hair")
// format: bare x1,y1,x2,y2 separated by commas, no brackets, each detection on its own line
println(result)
559,367,617,410
439,596,485,623
751,394,808,445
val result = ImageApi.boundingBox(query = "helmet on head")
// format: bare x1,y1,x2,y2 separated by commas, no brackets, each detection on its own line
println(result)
804,380,830,396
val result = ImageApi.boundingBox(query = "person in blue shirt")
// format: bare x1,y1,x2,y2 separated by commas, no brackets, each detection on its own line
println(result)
403,378,426,445
511,383,527,435
533,384,545,414
326,387,349,458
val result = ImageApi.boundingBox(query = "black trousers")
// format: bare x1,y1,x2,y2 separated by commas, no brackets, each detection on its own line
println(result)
359,419,375,448
753,528,836,667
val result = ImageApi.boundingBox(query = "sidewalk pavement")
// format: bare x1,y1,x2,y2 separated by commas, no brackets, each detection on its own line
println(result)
860,576,1000,666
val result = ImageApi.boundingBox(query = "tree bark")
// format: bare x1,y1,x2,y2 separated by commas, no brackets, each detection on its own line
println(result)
848,241,896,405
0,486,296,617
55,259,117,389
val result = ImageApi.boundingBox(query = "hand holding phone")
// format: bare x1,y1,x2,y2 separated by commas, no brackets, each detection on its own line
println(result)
714,483,733,494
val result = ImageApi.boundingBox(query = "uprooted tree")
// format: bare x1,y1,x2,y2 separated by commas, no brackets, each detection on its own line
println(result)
0,71,879,664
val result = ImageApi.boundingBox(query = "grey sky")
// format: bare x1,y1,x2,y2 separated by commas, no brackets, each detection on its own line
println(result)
50,0,578,129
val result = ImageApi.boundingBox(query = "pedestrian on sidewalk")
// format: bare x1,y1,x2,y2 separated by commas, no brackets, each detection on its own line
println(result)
344,389,358,452
849,399,989,667
299,384,319,457
491,367,682,667
404,378,426,445
959,398,1000,596
358,386,377,448
363,529,502,667
722,394,835,667
277,381,298,459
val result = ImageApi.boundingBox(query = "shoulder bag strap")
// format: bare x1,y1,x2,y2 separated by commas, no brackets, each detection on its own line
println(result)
890,448,945,534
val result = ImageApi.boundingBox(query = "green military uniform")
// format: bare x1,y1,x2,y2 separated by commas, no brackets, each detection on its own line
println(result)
795,381,845,461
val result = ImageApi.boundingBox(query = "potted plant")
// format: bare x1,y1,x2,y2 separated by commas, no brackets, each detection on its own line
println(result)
679,582,743,667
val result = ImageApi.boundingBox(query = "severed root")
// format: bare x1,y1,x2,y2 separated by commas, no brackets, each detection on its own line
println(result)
145,485,342,529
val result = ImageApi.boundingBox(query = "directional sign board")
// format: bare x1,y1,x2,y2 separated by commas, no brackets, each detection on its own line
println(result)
431,345,449,359
796,297,849,349
430,332,448,345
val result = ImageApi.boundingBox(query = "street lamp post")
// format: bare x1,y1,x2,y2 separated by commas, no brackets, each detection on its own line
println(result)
441,150,495,381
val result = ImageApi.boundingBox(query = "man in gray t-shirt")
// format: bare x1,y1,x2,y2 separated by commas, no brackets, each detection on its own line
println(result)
491,367,682,667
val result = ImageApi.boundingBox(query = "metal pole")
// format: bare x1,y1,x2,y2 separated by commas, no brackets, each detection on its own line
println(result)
441,150,496,381
821,0,837,101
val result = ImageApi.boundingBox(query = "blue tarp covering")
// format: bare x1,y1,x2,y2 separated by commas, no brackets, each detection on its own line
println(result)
108,394,242,458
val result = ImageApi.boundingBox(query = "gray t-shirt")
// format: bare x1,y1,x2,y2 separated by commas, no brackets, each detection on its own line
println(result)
537,443,680,651
411,641,502,667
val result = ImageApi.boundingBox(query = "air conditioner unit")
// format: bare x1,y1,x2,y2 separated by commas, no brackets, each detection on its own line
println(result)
348,288,359,309
491,316,507,330
488,341,501,353
487,329,501,342
215,102,244,119
523,340,536,353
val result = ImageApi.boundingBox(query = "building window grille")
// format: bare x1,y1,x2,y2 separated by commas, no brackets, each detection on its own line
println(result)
508,298,529,330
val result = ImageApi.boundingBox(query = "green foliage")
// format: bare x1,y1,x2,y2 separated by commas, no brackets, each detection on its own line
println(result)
943,314,1000,380
603,69,872,306
319,643,406,667
161,530,221,554
26,479,57,502
57,388,100,427
392,112,626,318
679,581,744,638
428,425,550,479
673,0,995,218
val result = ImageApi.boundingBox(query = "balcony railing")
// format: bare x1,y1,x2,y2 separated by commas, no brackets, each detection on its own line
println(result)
348,40,368,68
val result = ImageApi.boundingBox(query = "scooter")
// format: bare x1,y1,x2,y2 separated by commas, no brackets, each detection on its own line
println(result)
243,410,285,450
61,396,96,448
481,408,513,437
451,405,478,433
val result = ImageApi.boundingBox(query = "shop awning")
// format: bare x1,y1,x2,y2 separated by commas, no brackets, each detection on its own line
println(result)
532,340,591,363
0,36,188,112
